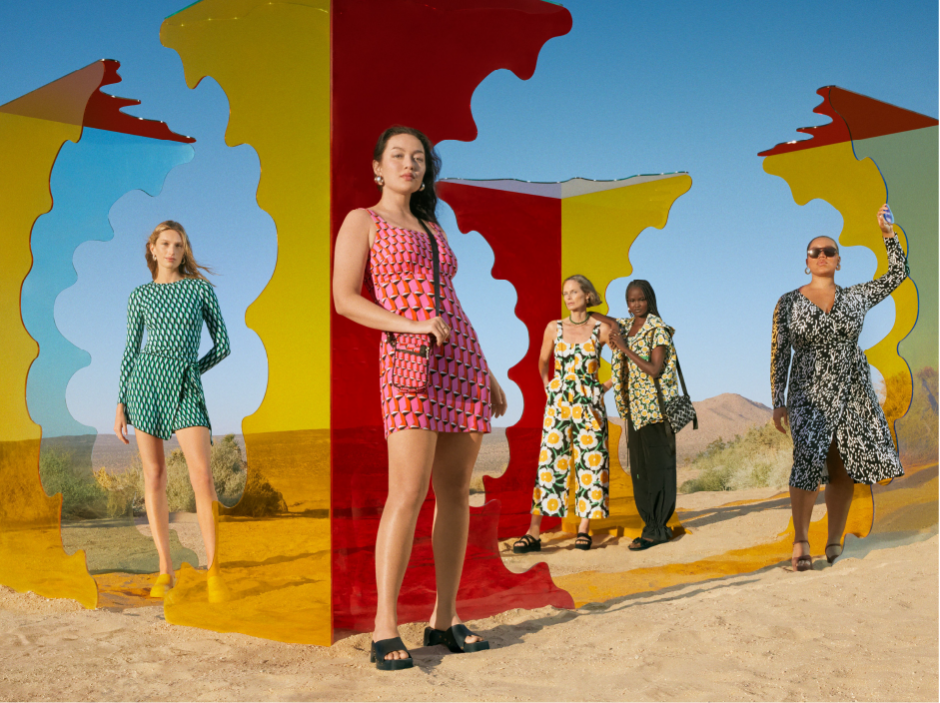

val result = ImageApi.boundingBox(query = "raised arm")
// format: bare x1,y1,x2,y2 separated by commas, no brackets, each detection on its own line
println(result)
770,294,792,429
850,205,910,309
198,282,231,374
332,209,449,345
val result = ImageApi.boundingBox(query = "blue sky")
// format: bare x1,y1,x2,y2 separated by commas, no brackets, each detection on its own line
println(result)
2,0,936,434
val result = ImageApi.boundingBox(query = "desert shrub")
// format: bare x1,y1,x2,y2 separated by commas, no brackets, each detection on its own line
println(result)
211,434,247,507
39,449,106,519
94,458,145,518
226,466,287,517
94,435,284,517
680,422,793,493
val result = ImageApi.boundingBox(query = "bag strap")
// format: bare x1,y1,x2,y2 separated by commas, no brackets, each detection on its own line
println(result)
418,218,443,319
652,328,696,429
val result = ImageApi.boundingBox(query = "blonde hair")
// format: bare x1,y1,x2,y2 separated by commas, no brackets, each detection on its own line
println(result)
145,221,213,283
564,274,602,307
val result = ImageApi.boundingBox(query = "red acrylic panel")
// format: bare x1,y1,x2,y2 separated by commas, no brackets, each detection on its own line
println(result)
437,182,563,539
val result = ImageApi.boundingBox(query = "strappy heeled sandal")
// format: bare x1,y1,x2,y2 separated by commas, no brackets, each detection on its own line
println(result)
512,534,541,554
423,624,490,653
574,532,592,551
791,539,813,571
370,636,414,670
825,542,844,564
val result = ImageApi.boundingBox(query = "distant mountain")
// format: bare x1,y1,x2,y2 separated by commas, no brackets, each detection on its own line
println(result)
673,393,773,465
608,393,773,468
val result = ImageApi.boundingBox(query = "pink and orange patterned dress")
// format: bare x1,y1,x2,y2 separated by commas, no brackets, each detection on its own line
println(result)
365,209,492,438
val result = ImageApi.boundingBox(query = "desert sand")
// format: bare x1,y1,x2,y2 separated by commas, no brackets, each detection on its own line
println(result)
1,526,936,702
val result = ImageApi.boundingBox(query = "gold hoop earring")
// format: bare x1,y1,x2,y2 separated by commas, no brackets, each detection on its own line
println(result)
805,267,811,275
836,264,841,270
419,182,426,191
374,175,384,186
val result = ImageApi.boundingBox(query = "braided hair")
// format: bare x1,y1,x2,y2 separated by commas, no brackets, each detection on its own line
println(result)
373,125,442,225
625,279,660,318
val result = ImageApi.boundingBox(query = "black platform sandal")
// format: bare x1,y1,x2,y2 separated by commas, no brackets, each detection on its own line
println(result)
424,624,490,653
574,532,592,550
512,534,541,554
369,637,414,670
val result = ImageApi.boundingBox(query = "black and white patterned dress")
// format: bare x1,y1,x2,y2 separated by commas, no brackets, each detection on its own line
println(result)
771,235,907,491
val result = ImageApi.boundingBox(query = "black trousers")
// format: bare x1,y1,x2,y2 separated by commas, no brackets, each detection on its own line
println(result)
627,416,677,542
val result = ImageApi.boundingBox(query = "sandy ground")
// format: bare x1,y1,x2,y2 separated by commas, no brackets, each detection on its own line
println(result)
1,528,935,702
501,487,802,577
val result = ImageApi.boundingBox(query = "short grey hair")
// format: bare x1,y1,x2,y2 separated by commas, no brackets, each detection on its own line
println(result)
564,274,602,308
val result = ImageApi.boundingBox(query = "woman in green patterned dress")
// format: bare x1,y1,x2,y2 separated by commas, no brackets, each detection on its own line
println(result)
113,221,231,601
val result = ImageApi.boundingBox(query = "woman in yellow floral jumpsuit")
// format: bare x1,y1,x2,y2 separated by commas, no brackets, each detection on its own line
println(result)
512,275,621,552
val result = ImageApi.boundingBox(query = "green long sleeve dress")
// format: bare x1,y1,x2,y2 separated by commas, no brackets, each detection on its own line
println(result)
117,278,231,440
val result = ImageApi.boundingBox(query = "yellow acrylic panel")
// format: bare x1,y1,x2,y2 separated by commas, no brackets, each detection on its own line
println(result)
762,142,916,437
0,111,98,608
161,0,332,644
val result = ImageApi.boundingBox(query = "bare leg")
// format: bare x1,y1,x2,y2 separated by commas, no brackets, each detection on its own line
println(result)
824,437,854,557
136,430,172,577
526,513,543,538
789,484,818,567
176,426,218,571
373,429,437,661
427,432,483,644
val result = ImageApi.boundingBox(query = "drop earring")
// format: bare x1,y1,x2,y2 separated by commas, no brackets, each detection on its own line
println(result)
374,175,384,186
419,182,426,191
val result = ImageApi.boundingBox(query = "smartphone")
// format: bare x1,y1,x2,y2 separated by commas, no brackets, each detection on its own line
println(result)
883,205,895,225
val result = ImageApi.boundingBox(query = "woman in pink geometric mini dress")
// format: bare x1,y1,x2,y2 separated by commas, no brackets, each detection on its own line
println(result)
333,126,508,670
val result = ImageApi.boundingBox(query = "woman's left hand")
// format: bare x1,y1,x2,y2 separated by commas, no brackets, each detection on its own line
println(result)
877,204,894,238
489,374,508,418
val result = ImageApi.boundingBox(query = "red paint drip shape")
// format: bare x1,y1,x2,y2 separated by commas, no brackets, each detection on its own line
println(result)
758,86,850,157
83,60,194,143
331,0,574,632
438,183,564,540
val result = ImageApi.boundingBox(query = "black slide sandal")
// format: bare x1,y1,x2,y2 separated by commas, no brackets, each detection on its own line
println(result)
512,534,541,553
370,637,414,670
574,532,592,550
424,624,490,653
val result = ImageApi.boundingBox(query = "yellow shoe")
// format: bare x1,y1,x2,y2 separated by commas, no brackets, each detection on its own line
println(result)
150,573,174,598
207,574,231,603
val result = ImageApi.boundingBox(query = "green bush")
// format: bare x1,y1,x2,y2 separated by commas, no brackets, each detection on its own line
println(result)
680,422,793,493
95,434,284,517
40,449,106,519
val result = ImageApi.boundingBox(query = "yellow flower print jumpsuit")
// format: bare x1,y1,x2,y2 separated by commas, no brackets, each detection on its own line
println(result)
531,321,610,519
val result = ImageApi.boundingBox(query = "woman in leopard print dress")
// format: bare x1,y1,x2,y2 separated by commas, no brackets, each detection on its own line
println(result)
771,205,907,571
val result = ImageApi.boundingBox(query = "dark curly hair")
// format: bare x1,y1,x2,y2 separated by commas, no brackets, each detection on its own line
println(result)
373,126,441,225
625,279,660,318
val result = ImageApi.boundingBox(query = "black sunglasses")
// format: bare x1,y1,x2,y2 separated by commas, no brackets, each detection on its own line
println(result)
807,246,839,258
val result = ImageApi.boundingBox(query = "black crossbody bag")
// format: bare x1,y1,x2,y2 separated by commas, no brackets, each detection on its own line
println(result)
654,335,698,434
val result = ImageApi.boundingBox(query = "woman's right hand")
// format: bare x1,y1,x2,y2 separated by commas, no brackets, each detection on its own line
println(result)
115,404,129,445
413,315,451,346
772,407,789,434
